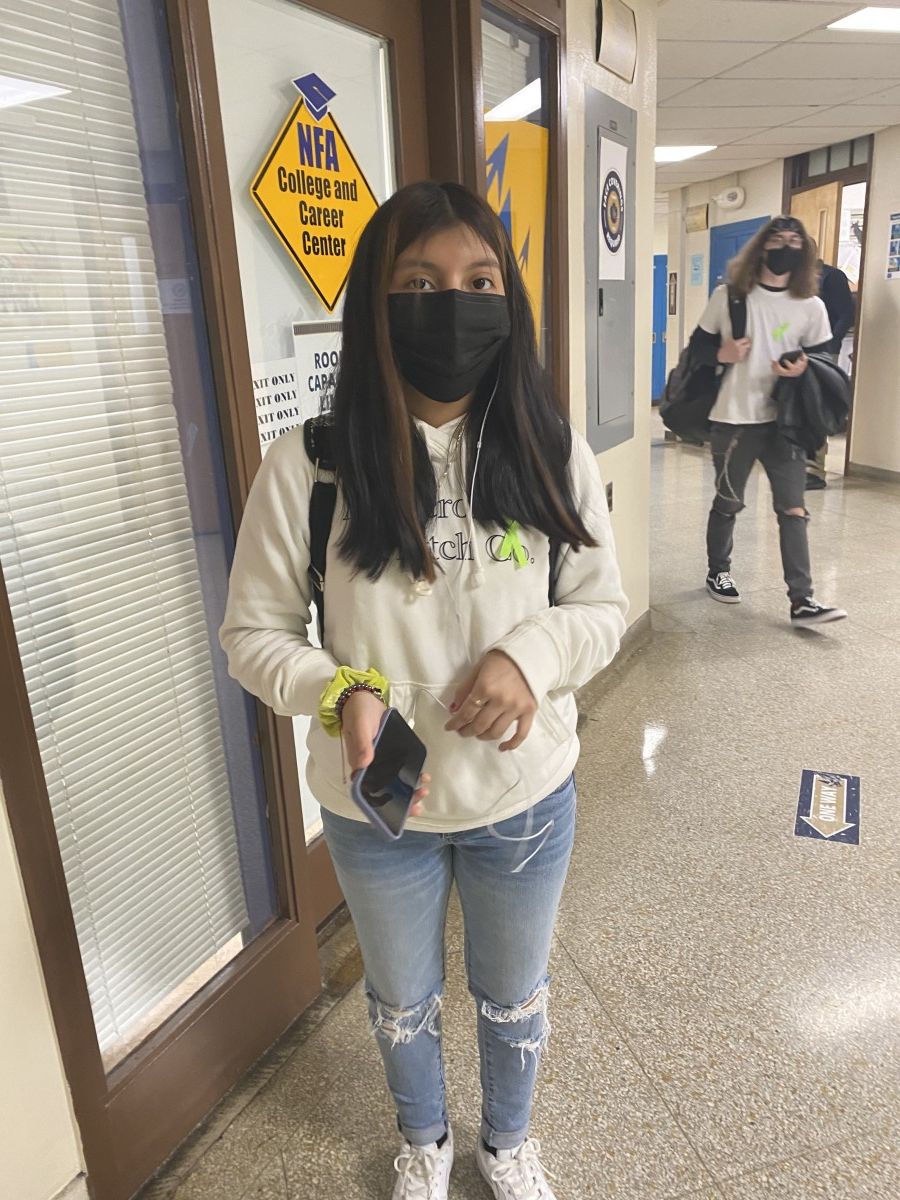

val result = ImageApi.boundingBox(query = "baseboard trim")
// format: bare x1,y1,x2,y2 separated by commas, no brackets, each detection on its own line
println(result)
846,461,900,484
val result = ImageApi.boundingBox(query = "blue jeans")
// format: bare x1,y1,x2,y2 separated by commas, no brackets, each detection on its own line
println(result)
321,775,576,1150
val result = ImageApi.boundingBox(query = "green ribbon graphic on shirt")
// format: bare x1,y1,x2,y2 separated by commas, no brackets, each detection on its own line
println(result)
772,321,790,341
499,520,529,568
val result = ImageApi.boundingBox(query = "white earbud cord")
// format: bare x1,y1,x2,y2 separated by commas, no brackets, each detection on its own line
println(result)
467,372,499,589
435,371,499,641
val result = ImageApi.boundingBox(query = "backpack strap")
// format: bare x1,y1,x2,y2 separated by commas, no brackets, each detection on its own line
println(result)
303,416,337,643
726,285,747,341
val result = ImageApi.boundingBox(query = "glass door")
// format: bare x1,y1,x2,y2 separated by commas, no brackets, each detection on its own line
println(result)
207,0,399,848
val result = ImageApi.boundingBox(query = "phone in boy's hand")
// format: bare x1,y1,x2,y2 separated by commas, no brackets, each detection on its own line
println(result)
350,708,426,841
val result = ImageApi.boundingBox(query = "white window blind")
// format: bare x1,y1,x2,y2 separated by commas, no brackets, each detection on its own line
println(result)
482,19,532,113
0,0,249,1056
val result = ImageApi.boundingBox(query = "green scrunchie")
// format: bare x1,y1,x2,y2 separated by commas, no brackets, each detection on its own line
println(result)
318,666,390,738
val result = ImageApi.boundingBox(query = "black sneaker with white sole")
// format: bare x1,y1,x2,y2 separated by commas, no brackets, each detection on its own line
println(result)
790,598,848,625
706,572,741,604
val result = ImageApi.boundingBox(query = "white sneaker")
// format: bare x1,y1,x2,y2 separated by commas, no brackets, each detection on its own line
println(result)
392,1127,454,1199
475,1137,557,1199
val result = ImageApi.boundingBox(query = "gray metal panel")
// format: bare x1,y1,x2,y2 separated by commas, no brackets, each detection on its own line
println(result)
584,89,636,454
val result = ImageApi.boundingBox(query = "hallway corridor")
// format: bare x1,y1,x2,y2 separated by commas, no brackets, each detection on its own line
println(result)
154,432,900,1200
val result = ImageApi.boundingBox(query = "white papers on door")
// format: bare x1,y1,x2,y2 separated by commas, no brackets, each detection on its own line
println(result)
292,320,343,420
252,357,302,456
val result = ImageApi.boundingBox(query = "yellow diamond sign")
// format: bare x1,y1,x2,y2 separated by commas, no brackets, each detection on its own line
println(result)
251,76,379,312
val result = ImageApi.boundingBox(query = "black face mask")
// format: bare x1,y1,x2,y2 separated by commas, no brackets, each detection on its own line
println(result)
765,245,804,277
388,290,511,403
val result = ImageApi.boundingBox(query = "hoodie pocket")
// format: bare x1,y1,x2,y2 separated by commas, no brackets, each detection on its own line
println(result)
389,682,571,818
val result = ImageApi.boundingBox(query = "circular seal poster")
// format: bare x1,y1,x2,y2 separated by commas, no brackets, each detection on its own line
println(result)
601,169,625,255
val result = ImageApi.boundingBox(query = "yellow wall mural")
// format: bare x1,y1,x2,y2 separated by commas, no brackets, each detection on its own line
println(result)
484,120,549,338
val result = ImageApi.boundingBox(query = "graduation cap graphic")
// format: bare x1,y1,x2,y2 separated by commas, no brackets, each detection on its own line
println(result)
292,73,336,121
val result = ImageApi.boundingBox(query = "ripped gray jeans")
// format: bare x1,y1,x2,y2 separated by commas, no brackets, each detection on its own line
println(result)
708,421,813,601
321,775,576,1150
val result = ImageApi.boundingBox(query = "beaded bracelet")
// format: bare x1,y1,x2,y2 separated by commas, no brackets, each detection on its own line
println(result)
318,666,390,738
335,682,383,722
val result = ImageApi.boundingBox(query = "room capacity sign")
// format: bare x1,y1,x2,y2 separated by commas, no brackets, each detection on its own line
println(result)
251,73,378,311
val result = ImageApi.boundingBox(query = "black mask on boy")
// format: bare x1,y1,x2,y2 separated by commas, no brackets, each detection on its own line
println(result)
388,290,511,403
764,245,804,277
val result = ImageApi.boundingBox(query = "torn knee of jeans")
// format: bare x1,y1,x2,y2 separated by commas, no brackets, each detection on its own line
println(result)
779,506,809,520
479,978,551,1067
366,986,442,1049
713,500,743,517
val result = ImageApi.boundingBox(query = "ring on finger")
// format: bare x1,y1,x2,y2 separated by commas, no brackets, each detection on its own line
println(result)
471,697,488,708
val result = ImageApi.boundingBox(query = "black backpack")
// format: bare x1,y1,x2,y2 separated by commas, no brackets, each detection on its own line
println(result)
660,287,747,439
302,415,561,641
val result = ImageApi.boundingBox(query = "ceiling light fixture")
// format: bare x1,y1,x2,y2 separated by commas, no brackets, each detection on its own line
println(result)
484,79,542,123
828,7,900,32
655,145,717,163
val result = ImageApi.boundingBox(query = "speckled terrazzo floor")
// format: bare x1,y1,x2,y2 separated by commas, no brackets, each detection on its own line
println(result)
155,424,900,1199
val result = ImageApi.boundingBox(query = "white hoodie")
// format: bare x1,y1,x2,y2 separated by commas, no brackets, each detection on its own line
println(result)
219,416,628,832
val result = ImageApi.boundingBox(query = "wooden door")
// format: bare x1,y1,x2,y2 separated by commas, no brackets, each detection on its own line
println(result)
791,182,841,261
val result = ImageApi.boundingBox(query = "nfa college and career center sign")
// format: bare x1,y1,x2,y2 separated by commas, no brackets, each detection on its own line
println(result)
251,73,379,312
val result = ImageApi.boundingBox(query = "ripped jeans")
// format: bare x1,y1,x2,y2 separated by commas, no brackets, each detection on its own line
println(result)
707,421,813,601
321,775,576,1150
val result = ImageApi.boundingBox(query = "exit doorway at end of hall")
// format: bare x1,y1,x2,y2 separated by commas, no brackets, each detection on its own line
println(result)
786,137,873,476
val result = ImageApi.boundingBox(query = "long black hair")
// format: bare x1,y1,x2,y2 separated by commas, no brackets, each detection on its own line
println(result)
333,181,596,583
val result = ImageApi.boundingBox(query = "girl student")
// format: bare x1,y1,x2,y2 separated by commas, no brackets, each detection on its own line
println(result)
221,181,627,1200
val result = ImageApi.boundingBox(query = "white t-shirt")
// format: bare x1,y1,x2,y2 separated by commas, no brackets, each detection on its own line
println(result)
699,284,832,424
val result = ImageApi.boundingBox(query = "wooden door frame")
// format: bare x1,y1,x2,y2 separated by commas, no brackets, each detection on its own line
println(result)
844,175,872,473
424,0,570,411
0,1,431,1197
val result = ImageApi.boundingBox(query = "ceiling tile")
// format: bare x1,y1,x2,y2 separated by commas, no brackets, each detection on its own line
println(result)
657,127,768,143
664,77,872,107
723,42,900,78
657,106,819,128
730,130,838,148
699,156,778,167
658,1,857,42
658,40,776,78
659,156,771,172
801,28,900,45
788,106,900,127
658,78,703,102
700,144,777,158
851,85,900,105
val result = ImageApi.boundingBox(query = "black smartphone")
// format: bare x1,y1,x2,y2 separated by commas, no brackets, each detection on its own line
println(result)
350,708,427,840
779,348,804,367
